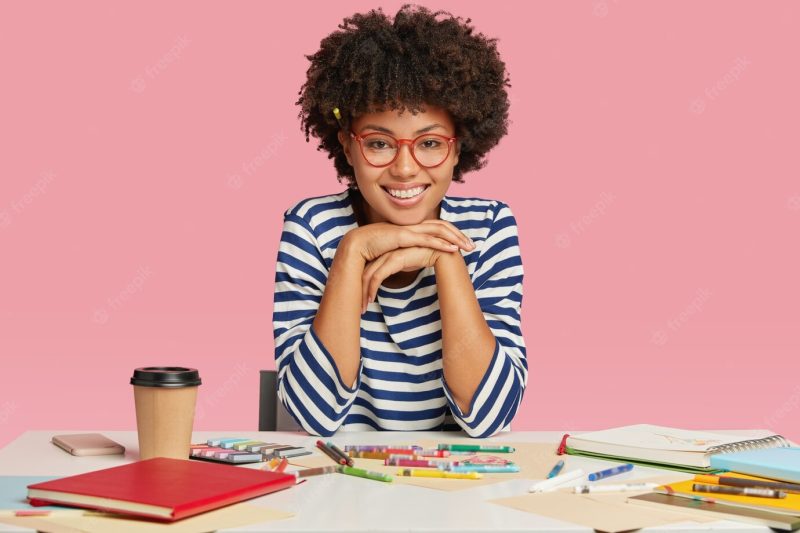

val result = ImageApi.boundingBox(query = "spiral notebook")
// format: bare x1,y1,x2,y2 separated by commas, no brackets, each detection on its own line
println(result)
564,424,790,473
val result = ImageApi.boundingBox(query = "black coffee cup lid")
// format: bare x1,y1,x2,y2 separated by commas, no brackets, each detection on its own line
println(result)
130,367,202,388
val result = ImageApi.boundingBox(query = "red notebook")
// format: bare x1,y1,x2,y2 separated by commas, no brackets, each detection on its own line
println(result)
27,457,295,521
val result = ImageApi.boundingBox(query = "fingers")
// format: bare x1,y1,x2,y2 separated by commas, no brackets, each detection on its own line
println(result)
396,231,463,253
424,220,474,249
361,254,391,314
362,254,403,313
354,221,474,262
413,220,475,251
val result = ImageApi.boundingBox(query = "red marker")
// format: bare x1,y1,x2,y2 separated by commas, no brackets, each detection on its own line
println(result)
416,449,451,458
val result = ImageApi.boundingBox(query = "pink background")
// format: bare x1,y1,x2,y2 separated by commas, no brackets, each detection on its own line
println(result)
1,1,798,449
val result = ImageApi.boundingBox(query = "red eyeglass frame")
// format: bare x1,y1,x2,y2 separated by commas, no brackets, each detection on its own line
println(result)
349,130,458,169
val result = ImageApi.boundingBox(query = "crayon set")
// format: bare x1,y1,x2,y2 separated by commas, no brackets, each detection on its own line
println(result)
189,438,311,465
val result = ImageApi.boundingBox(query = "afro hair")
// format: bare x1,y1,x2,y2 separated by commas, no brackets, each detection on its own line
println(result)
296,4,511,185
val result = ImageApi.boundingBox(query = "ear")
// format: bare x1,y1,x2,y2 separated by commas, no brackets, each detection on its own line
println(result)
452,139,461,167
338,130,353,166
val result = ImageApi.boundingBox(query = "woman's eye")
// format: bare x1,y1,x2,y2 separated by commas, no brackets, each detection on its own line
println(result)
420,140,441,149
367,141,389,150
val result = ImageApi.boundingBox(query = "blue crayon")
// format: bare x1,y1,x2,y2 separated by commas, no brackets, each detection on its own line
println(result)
588,463,633,481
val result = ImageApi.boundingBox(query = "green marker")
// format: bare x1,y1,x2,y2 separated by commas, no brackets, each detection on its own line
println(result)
337,465,393,483
437,444,516,453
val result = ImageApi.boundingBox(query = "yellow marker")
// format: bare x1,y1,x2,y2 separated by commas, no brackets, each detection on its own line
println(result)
397,468,482,480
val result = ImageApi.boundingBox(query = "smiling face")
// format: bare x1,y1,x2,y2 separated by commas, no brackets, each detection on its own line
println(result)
338,106,459,226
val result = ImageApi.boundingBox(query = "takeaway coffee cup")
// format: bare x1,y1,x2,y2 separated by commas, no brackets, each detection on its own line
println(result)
130,367,202,460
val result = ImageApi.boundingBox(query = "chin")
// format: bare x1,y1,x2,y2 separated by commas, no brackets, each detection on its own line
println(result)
383,209,430,226
382,214,419,226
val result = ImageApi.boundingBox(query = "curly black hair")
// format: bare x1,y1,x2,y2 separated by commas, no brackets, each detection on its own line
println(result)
296,4,511,185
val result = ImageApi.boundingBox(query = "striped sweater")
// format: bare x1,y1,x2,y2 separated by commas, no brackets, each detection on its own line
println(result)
273,189,527,437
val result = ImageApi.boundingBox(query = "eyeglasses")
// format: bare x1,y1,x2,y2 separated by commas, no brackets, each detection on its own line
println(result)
350,131,457,168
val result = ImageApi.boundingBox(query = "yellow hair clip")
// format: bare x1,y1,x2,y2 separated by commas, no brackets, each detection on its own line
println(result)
333,107,344,128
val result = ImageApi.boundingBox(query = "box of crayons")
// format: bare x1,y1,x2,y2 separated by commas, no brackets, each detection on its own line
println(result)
189,438,312,464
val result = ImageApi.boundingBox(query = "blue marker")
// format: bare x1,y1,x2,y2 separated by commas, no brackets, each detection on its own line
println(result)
588,463,633,481
546,460,565,479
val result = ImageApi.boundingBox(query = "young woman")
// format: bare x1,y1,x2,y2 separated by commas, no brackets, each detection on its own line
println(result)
273,5,526,437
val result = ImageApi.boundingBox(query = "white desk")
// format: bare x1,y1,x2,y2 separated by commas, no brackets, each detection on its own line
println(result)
0,430,771,532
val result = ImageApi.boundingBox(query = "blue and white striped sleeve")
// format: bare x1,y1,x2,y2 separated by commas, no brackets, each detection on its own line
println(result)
272,212,362,437
442,202,528,438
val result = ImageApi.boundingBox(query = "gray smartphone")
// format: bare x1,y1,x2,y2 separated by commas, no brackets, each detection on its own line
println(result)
51,433,125,456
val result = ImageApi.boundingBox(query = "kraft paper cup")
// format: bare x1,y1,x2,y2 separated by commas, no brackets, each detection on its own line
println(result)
131,367,201,460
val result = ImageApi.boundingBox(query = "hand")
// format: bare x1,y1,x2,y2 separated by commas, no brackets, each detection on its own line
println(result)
344,220,474,263
361,246,448,313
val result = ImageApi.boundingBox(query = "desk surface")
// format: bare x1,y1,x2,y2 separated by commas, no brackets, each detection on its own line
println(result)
0,430,772,533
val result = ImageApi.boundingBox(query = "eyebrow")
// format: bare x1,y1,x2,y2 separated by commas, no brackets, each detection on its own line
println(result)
359,123,446,135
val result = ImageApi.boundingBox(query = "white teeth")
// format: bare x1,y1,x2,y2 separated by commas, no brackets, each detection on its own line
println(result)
387,186,426,199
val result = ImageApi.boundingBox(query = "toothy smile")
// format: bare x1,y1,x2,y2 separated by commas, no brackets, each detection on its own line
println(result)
383,186,429,199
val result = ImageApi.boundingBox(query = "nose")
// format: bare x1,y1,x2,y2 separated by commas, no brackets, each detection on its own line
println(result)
390,142,419,178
